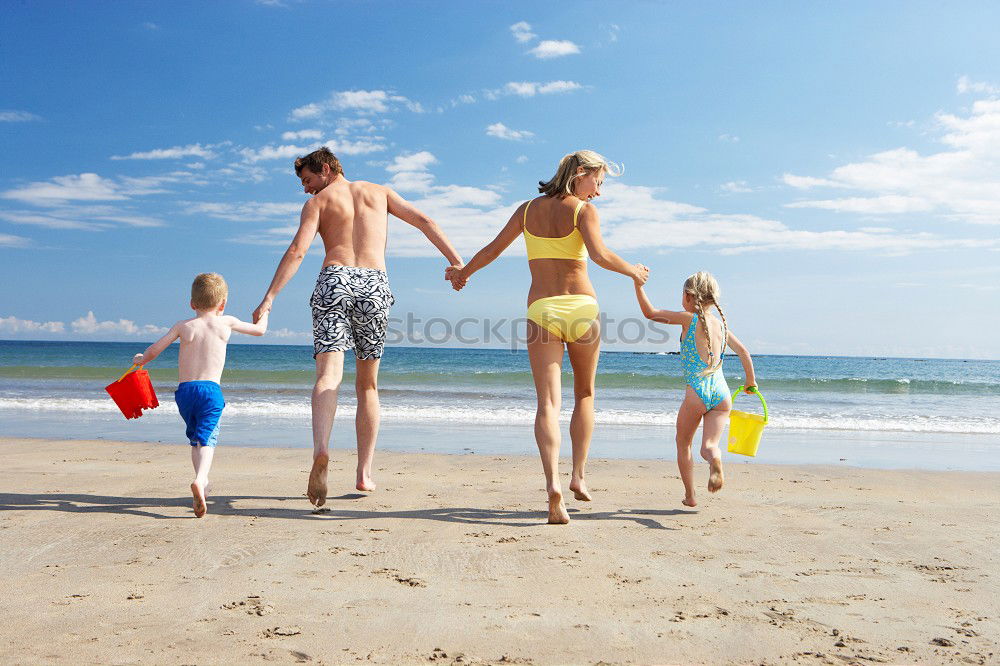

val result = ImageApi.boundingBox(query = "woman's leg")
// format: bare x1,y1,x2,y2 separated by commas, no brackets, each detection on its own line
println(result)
527,320,570,524
701,396,732,493
566,319,601,501
675,387,706,507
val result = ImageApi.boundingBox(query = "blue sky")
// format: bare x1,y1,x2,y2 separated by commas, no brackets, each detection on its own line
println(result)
2,1,999,358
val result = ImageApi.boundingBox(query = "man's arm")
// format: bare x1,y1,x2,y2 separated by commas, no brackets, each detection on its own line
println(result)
132,323,181,365
386,188,463,267
253,200,321,323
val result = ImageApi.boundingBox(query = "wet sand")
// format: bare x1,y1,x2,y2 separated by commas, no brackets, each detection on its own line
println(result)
0,437,997,665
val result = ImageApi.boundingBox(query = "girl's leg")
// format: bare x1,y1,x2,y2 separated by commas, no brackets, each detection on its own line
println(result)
675,388,705,507
190,444,215,518
527,321,569,524
701,398,731,493
566,319,600,501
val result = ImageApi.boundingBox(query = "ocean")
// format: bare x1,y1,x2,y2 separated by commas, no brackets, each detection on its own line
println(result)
1,340,998,471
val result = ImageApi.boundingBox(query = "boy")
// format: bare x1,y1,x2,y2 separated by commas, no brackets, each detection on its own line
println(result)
133,273,268,517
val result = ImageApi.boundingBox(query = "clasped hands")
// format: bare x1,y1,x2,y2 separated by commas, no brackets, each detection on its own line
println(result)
444,264,467,291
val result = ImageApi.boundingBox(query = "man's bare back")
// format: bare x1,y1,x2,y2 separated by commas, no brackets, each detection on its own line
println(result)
306,178,391,271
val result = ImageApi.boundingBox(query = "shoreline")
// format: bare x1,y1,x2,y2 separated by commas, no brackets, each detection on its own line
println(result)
2,437,998,664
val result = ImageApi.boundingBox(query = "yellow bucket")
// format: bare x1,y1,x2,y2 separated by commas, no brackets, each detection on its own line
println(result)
727,385,768,457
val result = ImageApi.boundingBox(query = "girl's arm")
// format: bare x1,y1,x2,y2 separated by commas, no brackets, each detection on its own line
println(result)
226,311,268,337
634,283,693,326
726,330,757,390
577,203,648,283
133,323,181,365
448,204,525,289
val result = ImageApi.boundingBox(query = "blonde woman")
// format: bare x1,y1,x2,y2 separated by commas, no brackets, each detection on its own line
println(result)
633,271,758,507
448,151,649,524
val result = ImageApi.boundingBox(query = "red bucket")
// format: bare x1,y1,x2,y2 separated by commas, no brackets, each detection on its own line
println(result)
105,364,159,419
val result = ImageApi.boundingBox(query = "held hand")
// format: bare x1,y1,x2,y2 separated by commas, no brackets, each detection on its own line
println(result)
132,353,144,366
632,263,650,285
446,265,468,291
253,299,272,324
745,384,758,393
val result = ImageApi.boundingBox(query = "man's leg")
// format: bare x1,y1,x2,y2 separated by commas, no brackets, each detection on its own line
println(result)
354,357,381,491
308,351,344,507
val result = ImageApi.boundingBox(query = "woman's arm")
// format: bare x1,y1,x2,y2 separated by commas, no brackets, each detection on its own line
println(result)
448,204,525,289
634,283,692,326
577,203,648,283
727,330,757,389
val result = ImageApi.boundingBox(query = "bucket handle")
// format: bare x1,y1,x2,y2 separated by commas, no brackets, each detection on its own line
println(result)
731,385,768,424
115,363,143,383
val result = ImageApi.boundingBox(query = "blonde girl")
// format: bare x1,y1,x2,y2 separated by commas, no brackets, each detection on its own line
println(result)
634,272,757,507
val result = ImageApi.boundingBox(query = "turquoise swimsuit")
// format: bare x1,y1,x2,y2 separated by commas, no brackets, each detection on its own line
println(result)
680,313,731,411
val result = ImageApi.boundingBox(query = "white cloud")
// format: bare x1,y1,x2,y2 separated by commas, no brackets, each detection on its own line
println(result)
486,122,534,141
607,24,620,43
720,181,753,194
516,155,529,164
510,21,536,43
186,201,301,222
0,233,30,248
503,80,582,97
957,75,1000,96
281,129,322,141
0,316,65,334
386,151,438,173
289,89,422,121
0,211,107,231
327,138,386,155
529,40,581,59
0,110,41,122
241,137,384,163
111,143,215,160
71,311,168,336
142,22,158,30
718,133,740,143
1,173,126,205
782,94,1000,224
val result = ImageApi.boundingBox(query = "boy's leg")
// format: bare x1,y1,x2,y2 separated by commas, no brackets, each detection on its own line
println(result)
701,405,730,493
190,444,215,518
566,320,601,501
354,357,381,492
675,388,705,507
309,351,344,507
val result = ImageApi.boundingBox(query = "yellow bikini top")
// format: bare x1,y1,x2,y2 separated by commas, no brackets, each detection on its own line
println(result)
522,199,588,261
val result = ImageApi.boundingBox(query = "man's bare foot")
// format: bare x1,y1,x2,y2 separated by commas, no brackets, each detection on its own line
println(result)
190,482,207,518
356,473,376,492
569,479,592,502
682,496,697,507
708,458,724,493
308,453,329,507
547,490,570,524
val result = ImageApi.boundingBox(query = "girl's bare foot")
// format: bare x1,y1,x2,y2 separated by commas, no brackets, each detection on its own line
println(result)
569,478,592,501
708,458,724,493
547,490,570,524
682,496,697,507
190,482,207,518
307,453,329,507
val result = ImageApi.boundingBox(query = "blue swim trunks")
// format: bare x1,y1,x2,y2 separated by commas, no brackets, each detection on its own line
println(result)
174,381,225,447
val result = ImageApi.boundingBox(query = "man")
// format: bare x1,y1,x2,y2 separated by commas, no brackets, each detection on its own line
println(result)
253,147,463,506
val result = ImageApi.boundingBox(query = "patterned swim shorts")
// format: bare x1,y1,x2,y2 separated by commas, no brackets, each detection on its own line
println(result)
310,265,395,359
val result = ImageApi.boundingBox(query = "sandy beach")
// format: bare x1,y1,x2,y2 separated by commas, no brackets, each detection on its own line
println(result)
1,438,997,665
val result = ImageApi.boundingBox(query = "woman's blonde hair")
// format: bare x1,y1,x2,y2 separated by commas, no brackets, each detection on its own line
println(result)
537,150,623,197
191,272,228,310
683,271,728,376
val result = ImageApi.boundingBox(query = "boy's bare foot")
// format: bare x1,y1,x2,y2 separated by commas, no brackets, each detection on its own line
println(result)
547,490,570,524
569,478,592,502
356,473,376,492
708,458,724,493
308,453,329,507
682,496,697,507
190,482,207,518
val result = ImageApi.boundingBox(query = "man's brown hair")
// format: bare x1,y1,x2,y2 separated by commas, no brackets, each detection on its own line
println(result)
191,273,228,310
294,147,343,177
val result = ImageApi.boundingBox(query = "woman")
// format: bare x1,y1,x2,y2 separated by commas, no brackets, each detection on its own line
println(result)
447,151,649,524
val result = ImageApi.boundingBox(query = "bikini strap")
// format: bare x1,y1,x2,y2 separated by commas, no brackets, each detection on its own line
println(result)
573,200,585,227
522,199,532,231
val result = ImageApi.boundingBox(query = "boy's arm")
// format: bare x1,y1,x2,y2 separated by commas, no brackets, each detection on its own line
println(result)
225,312,268,337
133,323,181,365
386,187,464,268
726,331,757,390
634,283,691,325
253,200,321,322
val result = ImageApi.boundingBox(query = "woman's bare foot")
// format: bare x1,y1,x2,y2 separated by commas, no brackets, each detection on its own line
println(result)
190,481,207,518
356,476,376,492
708,458,724,493
569,478,592,502
682,496,697,507
547,490,570,524
307,453,329,507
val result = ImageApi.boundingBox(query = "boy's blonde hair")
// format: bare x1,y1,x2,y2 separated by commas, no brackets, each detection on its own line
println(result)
537,150,623,197
683,271,728,376
191,273,228,310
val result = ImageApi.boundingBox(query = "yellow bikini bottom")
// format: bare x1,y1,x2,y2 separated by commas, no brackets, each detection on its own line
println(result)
526,294,599,343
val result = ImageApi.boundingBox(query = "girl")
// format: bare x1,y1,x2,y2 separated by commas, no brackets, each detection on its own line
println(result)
634,271,757,507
